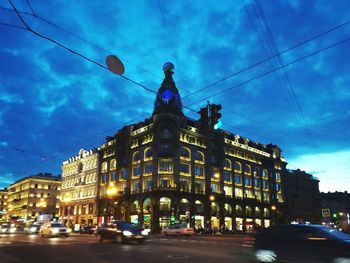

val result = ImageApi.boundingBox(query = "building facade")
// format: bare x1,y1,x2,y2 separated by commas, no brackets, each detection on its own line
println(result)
283,169,321,224
97,64,287,233
0,188,8,222
321,191,350,232
60,149,99,226
7,173,61,221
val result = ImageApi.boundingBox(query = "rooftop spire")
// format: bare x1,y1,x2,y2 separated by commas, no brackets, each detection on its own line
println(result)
153,62,183,116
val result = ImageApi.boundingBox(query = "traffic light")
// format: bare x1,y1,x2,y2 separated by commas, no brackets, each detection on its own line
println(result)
199,106,209,133
210,104,222,129
331,213,339,224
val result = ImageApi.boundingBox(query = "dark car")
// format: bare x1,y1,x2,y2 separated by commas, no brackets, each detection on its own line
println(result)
97,221,148,244
25,223,41,235
254,224,350,263
80,225,97,234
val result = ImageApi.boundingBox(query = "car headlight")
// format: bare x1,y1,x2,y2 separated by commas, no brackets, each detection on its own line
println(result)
123,230,133,236
29,227,37,232
9,227,16,233
67,229,72,233
52,228,59,234
141,230,148,236
1,228,7,233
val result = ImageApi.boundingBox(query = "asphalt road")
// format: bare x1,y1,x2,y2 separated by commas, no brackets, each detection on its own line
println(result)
0,233,255,263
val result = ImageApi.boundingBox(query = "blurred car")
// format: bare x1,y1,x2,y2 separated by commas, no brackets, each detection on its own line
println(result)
254,224,350,263
79,225,97,234
97,220,148,244
162,223,195,236
0,224,10,234
40,222,70,237
25,223,41,235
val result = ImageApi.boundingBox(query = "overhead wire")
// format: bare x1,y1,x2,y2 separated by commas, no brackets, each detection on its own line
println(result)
184,36,350,108
6,0,349,176
182,17,350,101
0,5,163,80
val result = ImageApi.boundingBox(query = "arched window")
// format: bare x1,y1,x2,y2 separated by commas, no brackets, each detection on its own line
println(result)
244,164,251,175
224,203,232,215
246,206,253,217
211,202,219,215
195,200,204,214
264,208,270,217
180,147,191,160
234,161,242,173
101,161,107,172
133,151,141,163
194,151,204,163
144,147,153,160
262,169,268,179
275,172,281,181
253,167,260,177
143,198,151,214
159,197,171,211
235,205,243,216
223,158,232,170
110,159,117,170
255,207,261,216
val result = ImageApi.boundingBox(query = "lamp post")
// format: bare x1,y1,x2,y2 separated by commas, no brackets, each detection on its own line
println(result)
106,183,117,222
271,205,277,226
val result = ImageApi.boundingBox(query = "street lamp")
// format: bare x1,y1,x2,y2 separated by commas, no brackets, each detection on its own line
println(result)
105,183,117,221
209,195,215,201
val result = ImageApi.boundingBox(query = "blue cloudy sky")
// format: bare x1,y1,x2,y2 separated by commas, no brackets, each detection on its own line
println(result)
0,0,349,192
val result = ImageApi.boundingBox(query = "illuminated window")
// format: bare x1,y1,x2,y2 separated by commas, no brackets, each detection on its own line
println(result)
211,183,220,193
223,171,231,183
110,172,117,181
101,162,107,172
262,180,268,190
253,167,259,177
120,169,127,180
234,162,242,173
131,181,141,193
244,177,252,187
223,158,231,170
159,197,171,211
194,180,205,194
144,179,152,191
144,163,153,175
110,159,117,170
223,185,233,196
133,165,141,178
194,165,204,177
179,178,190,191
180,162,190,175
102,174,107,184
144,148,153,160
234,175,242,185
246,206,253,217
244,164,251,175
263,192,269,202
194,151,204,163
133,151,141,163
275,183,281,192
275,172,281,182
180,147,191,160
262,169,268,179
158,159,173,173
235,205,243,216
253,178,260,188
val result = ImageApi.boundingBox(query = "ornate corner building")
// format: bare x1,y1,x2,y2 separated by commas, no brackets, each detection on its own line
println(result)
60,149,99,226
95,64,287,233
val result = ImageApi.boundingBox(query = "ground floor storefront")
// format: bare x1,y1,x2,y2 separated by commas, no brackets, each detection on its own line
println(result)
98,192,278,233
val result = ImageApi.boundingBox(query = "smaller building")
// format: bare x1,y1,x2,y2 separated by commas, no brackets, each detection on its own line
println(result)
321,191,350,232
60,149,99,227
7,173,61,222
0,188,8,222
283,169,321,224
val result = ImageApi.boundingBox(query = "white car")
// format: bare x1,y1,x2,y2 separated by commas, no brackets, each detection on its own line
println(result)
162,224,195,236
40,223,70,237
